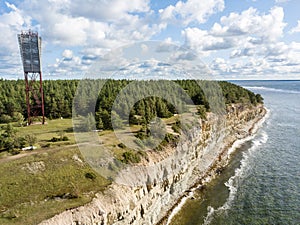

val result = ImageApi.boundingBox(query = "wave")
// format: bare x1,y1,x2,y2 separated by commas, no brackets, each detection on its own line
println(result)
166,190,195,225
228,107,270,156
203,129,269,225
243,86,300,94
166,108,270,225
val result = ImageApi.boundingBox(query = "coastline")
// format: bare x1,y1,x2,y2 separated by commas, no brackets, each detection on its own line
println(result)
39,105,268,225
159,106,269,225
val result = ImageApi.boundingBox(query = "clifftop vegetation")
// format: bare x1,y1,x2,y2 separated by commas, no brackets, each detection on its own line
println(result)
0,79,263,126
0,79,264,224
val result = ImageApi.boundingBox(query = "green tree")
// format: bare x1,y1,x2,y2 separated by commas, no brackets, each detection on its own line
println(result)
0,124,17,150
12,112,24,126
111,111,123,129
25,134,37,146
86,113,96,131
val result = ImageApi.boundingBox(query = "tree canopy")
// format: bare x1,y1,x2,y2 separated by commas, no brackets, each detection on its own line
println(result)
0,79,263,130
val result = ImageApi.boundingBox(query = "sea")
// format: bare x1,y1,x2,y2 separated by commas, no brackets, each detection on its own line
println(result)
168,80,300,225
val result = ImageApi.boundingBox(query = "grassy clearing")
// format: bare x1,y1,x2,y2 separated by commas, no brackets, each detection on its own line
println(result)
0,112,199,225
0,147,110,225
17,119,75,147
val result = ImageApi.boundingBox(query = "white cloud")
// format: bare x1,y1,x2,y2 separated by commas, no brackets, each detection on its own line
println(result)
6,0,166,76
289,20,300,34
20,0,165,49
210,58,231,74
0,2,33,77
275,0,289,3
48,50,85,76
0,3,31,52
69,0,150,21
210,41,300,78
62,49,73,59
182,27,234,53
159,0,224,25
182,6,287,63
0,0,298,79
51,16,90,46
211,7,286,42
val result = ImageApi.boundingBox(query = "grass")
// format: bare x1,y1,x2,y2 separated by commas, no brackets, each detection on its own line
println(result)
0,147,110,225
0,118,112,225
17,118,75,147
0,111,200,225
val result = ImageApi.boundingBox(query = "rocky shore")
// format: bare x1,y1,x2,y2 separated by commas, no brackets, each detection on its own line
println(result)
40,104,267,225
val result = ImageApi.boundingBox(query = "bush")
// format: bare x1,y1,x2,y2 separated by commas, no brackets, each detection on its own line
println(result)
135,130,148,140
171,123,181,133
117,143,126,149
121,151,141,164
50,136,69,142
134,139,144,149
50,137,59,142
42,143,51,148
85,172,96,180
25,134,37,146
62,136,69,141
9,149,20,155
197,105,207,120
0,114,12,123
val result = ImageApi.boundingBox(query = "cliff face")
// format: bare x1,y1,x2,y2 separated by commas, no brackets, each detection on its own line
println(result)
40,104,266,225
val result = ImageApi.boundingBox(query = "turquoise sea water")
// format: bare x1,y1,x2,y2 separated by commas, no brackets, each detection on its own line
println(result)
170,80,300,225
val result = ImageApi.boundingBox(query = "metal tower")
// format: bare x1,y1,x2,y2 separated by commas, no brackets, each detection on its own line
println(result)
18,30,45,125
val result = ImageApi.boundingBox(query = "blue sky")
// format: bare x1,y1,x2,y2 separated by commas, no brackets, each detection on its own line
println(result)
0,0,300,80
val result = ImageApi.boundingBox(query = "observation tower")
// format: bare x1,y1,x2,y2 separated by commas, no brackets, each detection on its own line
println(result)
18,30,45,125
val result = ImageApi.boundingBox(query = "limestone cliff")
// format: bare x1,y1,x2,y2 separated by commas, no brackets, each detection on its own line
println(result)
40,104,266,225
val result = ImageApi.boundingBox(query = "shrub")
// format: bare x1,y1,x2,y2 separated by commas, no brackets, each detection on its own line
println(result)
62,136,69,141
42,143,51,148
85,172,96,180
50,136,69,142
117,143,126,149
135,130,148,140
134,139,144,149
9,149,20,155
197,105,207,120
50,137,59,142
171,123,181,133
25,134,37,146
121,151,141,164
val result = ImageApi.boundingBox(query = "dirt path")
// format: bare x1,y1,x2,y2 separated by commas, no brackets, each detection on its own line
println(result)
0,144,80,164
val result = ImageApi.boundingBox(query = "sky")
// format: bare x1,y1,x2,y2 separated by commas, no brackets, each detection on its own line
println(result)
0,0,300,80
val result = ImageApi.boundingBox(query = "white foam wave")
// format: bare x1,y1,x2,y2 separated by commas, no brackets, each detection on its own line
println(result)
203,129,269,225
166,191,194,225
228,107,270,157
243,86,300,94
167,108,270,225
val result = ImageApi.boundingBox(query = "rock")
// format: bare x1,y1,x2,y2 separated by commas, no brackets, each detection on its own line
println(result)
22,161,45,174
39,105,266,225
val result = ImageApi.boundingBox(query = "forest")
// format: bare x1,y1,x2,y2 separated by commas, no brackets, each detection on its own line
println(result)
0,79,263,153
0,79,263,127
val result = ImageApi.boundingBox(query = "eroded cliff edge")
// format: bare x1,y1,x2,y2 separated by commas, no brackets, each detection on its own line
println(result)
40,104,267,225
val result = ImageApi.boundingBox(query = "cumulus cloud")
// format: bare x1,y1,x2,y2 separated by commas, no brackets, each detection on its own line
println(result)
62,49,73,60
3,0,167,76
210,41,300,78
15,0,164,49
289,20,300,34
69,0,150,21
48,50,86,76
183,27,234,52
275,0,289,3
211,7,286,41
159,0,224,25
183,6,287,60
0,2,33,77
0,0,298,79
